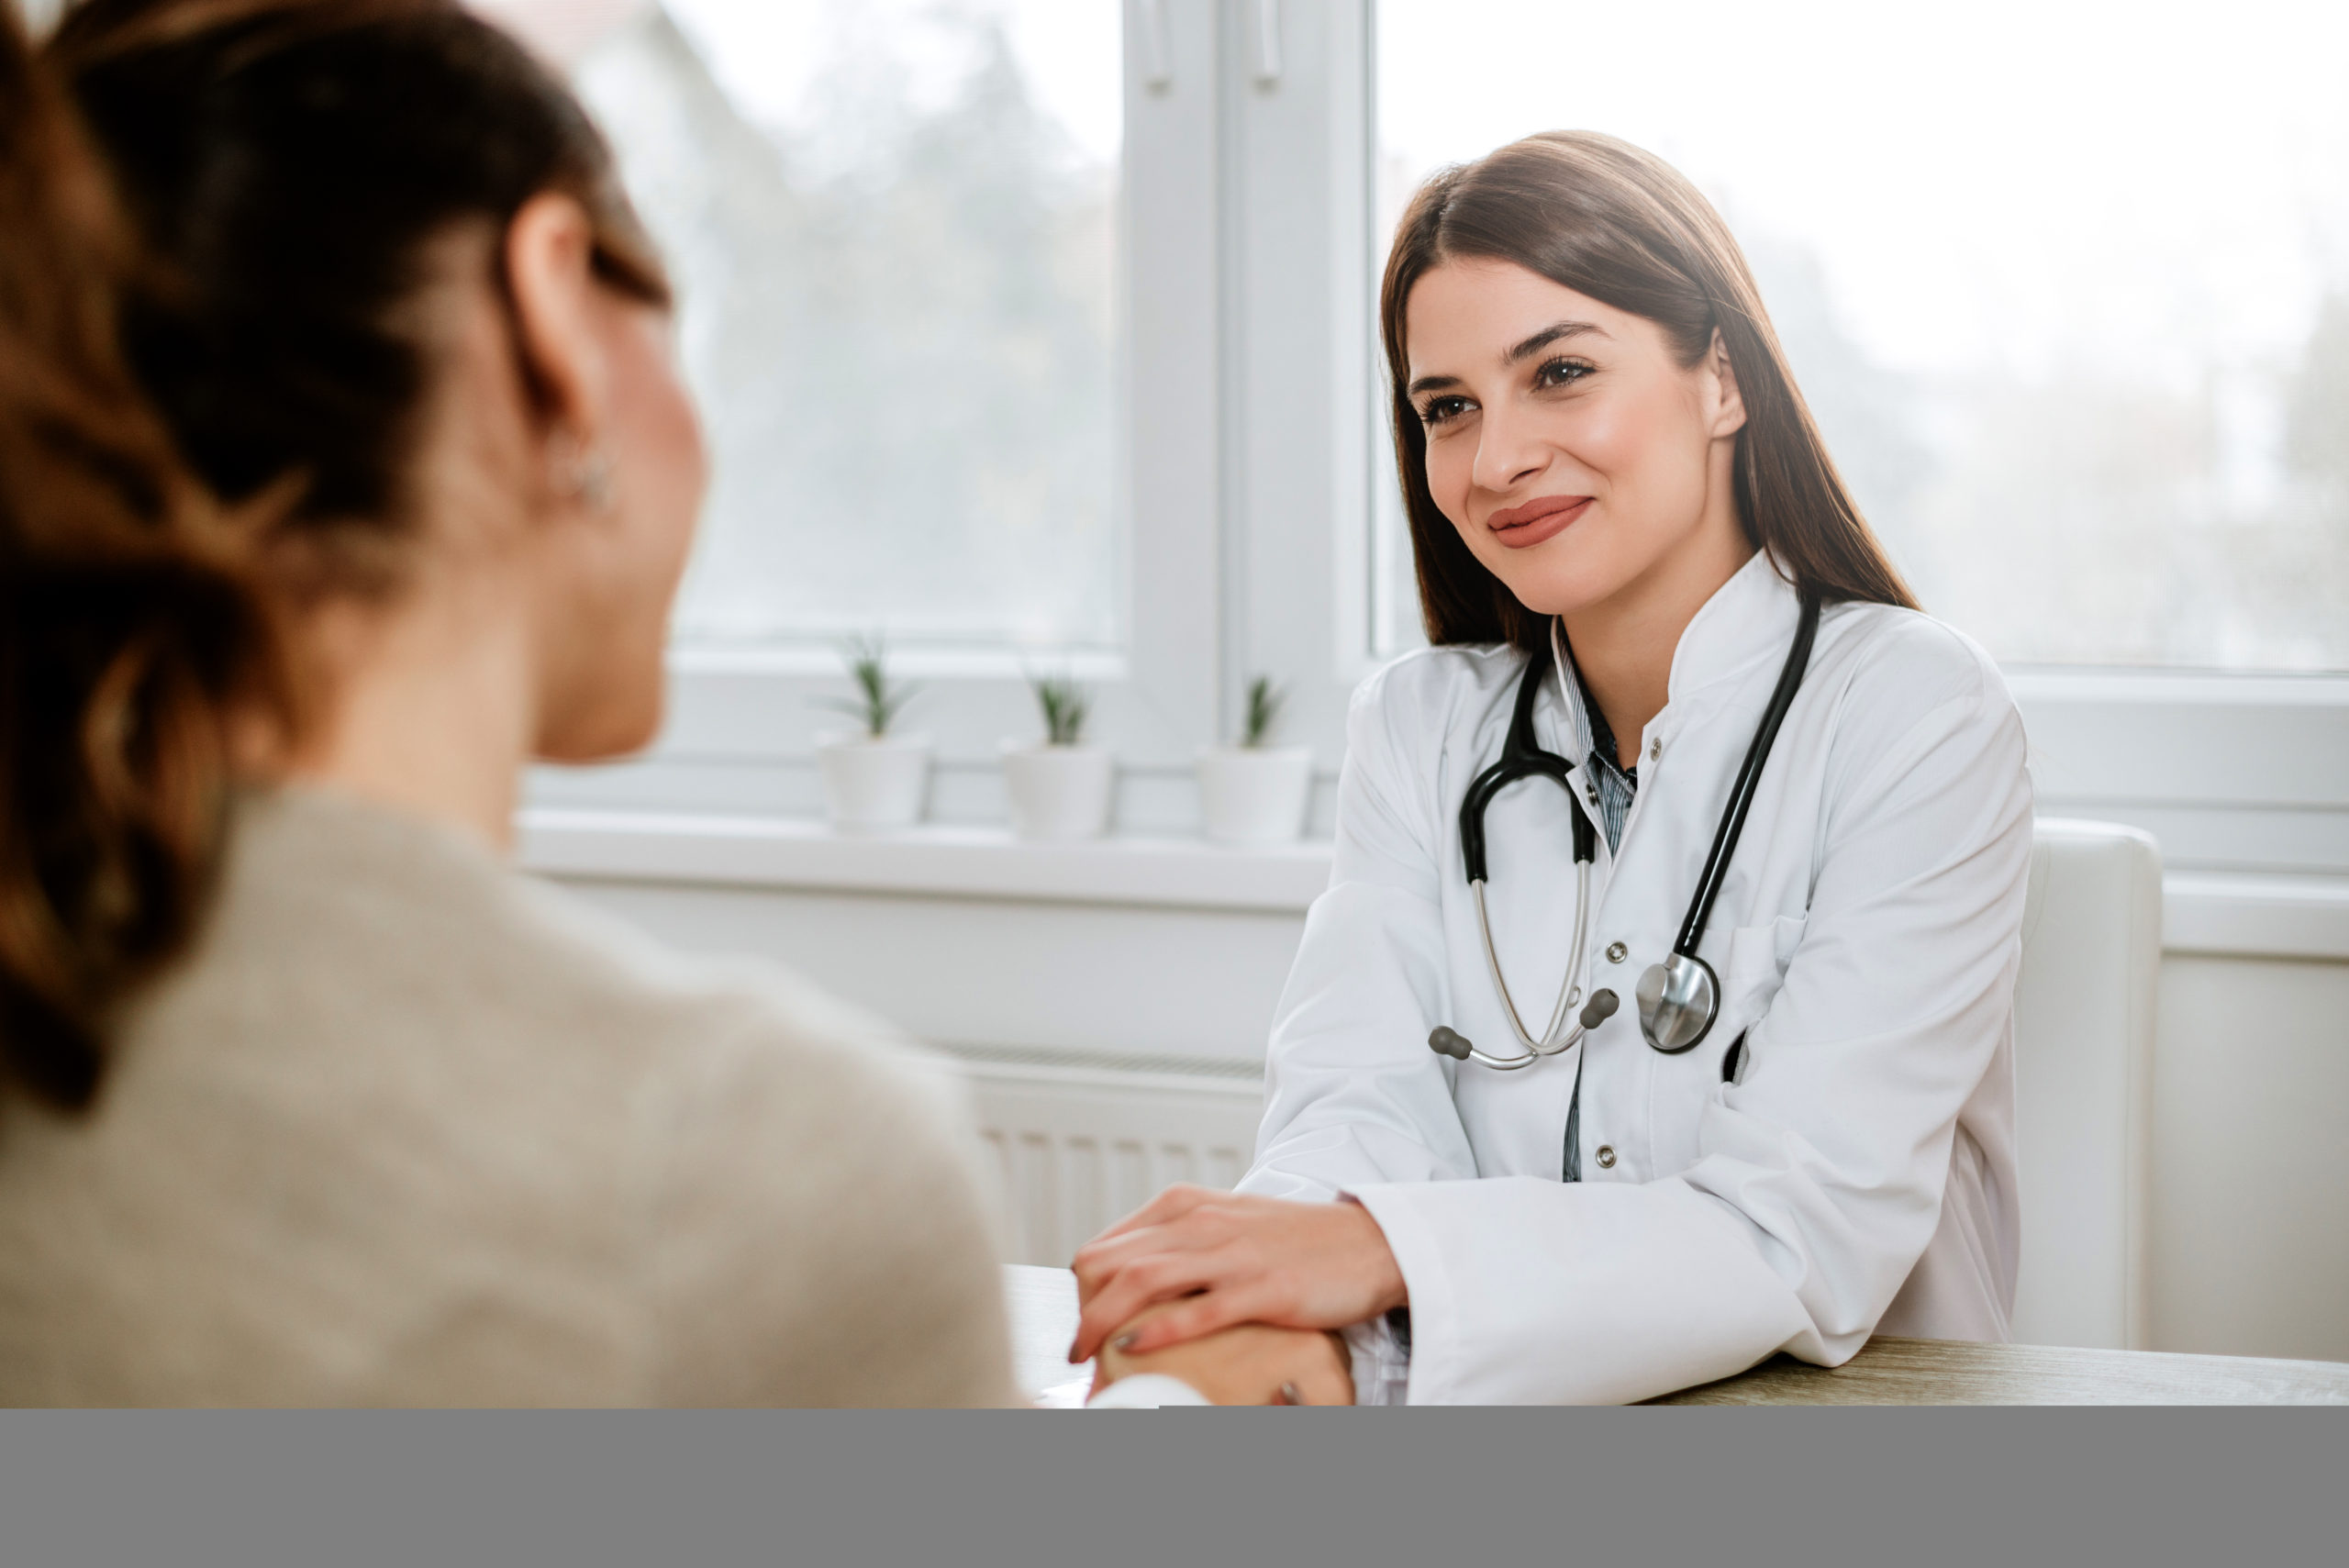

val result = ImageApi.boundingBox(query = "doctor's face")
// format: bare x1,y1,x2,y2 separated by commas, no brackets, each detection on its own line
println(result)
1403,258,1749,623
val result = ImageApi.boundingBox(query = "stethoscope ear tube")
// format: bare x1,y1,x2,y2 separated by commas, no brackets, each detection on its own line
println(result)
1457,859,1599,1068
1667,595,1820,962
1429,984,1618,1070
1432,634,1606,1071
1455,634,1576,886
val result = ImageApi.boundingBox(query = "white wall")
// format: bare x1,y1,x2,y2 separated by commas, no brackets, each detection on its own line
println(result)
533,819,2349,1365
569,878,1303,1061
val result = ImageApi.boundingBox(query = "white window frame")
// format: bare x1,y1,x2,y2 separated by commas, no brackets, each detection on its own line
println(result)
530,0,2349,884
534,0,1370,834
2009,673,2349,879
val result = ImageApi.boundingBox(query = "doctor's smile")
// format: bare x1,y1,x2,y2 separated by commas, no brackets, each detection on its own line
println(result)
1483,493,1592,548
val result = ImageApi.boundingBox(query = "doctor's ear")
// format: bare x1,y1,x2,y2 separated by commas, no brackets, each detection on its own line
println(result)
1702,327,1747,439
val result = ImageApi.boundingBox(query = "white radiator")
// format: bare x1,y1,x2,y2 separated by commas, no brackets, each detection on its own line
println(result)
949,1048,1267,1267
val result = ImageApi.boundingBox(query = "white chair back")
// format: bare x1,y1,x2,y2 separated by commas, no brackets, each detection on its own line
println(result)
2007,818,2162,1349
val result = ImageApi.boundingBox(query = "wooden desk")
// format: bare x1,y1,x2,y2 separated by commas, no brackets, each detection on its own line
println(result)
1653,1336,2349,1405
1005,1265,2349,1407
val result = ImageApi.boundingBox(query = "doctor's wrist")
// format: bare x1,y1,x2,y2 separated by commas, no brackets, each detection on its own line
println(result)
1336,1194,1408,1316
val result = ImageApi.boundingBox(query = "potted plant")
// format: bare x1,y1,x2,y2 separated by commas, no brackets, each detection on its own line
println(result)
813,635,930,833
1002,674,1114,841
1197,676,1313,844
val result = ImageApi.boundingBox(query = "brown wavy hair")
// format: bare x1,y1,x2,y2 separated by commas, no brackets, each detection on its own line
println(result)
1381,131,1918,650
0,0,284,1109
1,0,669,1112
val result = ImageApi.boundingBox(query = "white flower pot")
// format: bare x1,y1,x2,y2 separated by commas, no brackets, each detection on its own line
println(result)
817,731,932,833
1002,743,1115,841
1197,744,1314,845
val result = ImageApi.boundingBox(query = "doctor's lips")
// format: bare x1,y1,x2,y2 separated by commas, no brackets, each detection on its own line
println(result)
1485,494,1591,550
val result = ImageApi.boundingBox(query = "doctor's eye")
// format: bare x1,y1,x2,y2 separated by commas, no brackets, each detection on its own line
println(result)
1533,356,1596,390
1418,394,1474,428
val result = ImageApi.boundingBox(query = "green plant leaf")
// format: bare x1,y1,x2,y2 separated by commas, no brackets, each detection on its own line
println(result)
822,633,918,737
1030,673,1090,746
1241,674,1285,748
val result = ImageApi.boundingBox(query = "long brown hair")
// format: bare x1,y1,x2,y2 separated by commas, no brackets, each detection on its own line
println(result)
50,0,670,528
1,0,669,1112
1381,131,1918,649
0,0,283,1110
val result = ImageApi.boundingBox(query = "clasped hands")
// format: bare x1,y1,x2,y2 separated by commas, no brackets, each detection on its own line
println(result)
1066,1185,1408,1407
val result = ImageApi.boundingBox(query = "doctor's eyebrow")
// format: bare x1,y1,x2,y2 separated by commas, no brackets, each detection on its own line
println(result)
1504,319,1604,364
1406,320,1607,397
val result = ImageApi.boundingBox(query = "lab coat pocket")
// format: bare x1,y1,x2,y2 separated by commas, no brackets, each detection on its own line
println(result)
1721,914,1807,1036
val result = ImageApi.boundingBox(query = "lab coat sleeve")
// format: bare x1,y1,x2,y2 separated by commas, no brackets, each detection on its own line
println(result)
1351,631,2033,1404
1237,661,1481,1205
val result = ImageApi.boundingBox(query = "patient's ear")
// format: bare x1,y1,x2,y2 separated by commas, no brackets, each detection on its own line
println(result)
501,193,609,440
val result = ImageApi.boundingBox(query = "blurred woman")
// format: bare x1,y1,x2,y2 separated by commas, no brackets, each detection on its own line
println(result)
0,0,1016,1406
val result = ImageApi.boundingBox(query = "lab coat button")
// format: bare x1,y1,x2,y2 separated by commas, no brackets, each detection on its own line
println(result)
1605,941,1628,964
1649,737,1663,761
1595,1145,1618,1169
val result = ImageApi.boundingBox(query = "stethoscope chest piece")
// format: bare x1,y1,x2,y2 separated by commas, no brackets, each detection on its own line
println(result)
1635,951,1719,1054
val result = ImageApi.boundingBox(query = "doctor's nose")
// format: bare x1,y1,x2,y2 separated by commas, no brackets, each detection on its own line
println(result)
1471,409,1549,495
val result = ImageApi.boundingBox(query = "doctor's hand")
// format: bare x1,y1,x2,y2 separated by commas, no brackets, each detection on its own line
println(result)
1092,1301,1353,1406
1066,1185,1407,1363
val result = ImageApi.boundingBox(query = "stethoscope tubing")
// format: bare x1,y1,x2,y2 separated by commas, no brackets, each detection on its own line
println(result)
1669,595,1821,959
1448,629,1602,1072
1437,593,1821,1068
1466,858,1594,1069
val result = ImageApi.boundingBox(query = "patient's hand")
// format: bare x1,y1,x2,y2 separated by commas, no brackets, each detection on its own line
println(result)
1092,1299,1353,1406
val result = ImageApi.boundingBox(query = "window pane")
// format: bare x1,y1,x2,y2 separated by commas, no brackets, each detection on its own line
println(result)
568,0,1121,651
1373,0,2349,672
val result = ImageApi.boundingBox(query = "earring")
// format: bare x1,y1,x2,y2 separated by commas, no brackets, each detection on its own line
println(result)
551,428,616,512
577,448,615,512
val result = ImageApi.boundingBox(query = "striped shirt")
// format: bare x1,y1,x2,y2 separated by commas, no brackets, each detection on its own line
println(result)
1557,630,1640,852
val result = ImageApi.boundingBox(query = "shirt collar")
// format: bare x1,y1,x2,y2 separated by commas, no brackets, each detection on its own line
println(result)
1556,629,1624,770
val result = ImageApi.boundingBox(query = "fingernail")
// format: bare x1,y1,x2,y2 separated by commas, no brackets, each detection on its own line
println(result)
1065,1340,1082,1363
1112,1333,1139,1353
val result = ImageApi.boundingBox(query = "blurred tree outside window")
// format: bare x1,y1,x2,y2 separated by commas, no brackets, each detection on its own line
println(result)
501,0,1122,653
1374,0,2349,672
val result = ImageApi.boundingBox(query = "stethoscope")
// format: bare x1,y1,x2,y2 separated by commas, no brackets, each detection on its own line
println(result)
1427,594,1820,1069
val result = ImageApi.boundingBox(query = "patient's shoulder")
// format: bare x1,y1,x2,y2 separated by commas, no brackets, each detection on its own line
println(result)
595,944,1016,1406
486,846,1017,1405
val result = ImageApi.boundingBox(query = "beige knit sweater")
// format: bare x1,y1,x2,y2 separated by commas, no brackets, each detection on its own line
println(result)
0,788,1019,1407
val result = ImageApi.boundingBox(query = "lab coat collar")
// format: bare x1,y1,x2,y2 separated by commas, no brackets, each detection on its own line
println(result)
1544,618,1597,773
1542,549,1798,778
1664,549,1803,706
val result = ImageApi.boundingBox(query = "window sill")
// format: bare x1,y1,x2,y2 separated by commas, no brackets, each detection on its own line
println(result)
517,808,2349,959
516,807,1333,913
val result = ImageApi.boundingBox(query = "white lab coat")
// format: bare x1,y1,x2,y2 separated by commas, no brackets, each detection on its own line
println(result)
1238,551,2032,1405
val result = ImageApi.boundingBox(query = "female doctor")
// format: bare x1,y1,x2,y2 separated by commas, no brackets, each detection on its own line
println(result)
1069,131,2033,1406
